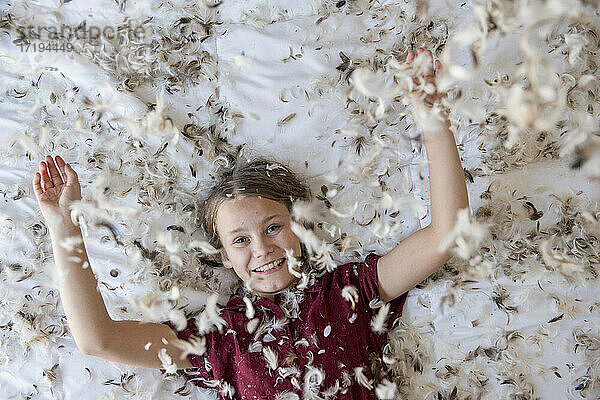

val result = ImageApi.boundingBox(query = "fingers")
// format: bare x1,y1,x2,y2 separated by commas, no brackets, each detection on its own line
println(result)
45,155,64,186
55,155,68,184
434,59,442,77
406,48,440,76
39,161,53,191
406,48,428,62
63,162,79,188
423,49,434,77
33,172,43,197
37,155,75,192
63,163,73,186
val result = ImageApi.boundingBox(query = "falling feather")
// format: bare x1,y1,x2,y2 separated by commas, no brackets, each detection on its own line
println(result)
171,334,207,359
375,379,398,399
341,285,359,310
243,297,255,319
219,381,235,399
371,303,391,334
438,208,489,260
158,348,177,374
353,366,374,390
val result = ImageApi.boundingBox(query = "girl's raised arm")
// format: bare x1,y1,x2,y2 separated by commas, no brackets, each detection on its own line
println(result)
33,155,192,369
376,49,469,302
33,155,111,353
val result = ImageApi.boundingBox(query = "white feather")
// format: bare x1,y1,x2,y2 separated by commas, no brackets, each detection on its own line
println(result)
303,365,325,400
438,208,489,260
243,297,255,319
262,346,278,370
195,294,227,335
375,379,398,399
341,285,359,310
353,366,373,390
188,239,220,255
284,248,303,278
171,335,207,359
274,392,300,400
158,348,177,374
247,317,259,335
371,303,390,334
219,381,235,399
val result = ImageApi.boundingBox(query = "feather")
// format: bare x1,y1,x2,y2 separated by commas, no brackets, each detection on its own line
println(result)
303,365,325,400
171,335,207,359
274,392,300,400
375,379,398,399
284,248,303,278
188,239,220,255
271,316,288,331
277,113,297,127
263,346,278,370
322,380,340,397
290,221,338,272
243,297,255,319
247,317,260,334
353,366,374,390
539,240,585,278
438,208,489,260
158,348,177,374
341,285,359,310
371,303,390,334
219,381,235,399
168,308,187,331
195,294,227,335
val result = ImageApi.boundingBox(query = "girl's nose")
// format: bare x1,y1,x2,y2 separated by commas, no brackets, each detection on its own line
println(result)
252,236,274,258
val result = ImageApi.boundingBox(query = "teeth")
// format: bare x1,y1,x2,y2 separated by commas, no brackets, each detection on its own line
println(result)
254,258,284,272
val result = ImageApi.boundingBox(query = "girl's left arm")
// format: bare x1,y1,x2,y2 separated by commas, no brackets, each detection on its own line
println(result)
376,48,469,302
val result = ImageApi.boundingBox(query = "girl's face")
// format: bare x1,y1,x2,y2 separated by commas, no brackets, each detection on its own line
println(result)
216,196,302,299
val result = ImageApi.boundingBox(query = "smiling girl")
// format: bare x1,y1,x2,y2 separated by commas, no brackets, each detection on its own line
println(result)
33,48,468,399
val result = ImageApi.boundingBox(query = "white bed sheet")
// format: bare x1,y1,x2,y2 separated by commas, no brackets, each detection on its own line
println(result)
1,0,599,399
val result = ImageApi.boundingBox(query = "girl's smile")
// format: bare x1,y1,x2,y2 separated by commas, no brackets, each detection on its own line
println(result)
215,196,302,300
252,257,285,273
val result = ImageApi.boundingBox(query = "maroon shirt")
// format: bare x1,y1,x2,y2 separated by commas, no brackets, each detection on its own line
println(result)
162,253,407,399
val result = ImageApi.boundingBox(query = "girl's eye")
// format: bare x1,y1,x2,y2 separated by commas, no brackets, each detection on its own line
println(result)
267,224,281,234
233,225,280,244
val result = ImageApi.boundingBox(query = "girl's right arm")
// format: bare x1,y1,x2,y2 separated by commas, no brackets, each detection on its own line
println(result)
34,155,193,369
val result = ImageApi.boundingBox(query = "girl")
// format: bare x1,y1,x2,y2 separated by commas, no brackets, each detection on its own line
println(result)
32,48,468,399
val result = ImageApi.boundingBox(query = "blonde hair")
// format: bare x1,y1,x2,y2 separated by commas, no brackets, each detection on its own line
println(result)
201,158,311,250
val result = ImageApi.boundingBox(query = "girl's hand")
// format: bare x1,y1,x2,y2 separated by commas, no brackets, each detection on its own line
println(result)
404,48,449,131
33,155,82,228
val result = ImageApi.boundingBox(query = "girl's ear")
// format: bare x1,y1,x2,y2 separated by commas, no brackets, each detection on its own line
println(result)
220,249,233,269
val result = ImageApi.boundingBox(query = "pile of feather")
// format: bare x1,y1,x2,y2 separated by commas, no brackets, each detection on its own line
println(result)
0,0,599,399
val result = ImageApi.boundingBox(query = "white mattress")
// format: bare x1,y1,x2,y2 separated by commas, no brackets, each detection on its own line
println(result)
1,0,599,399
